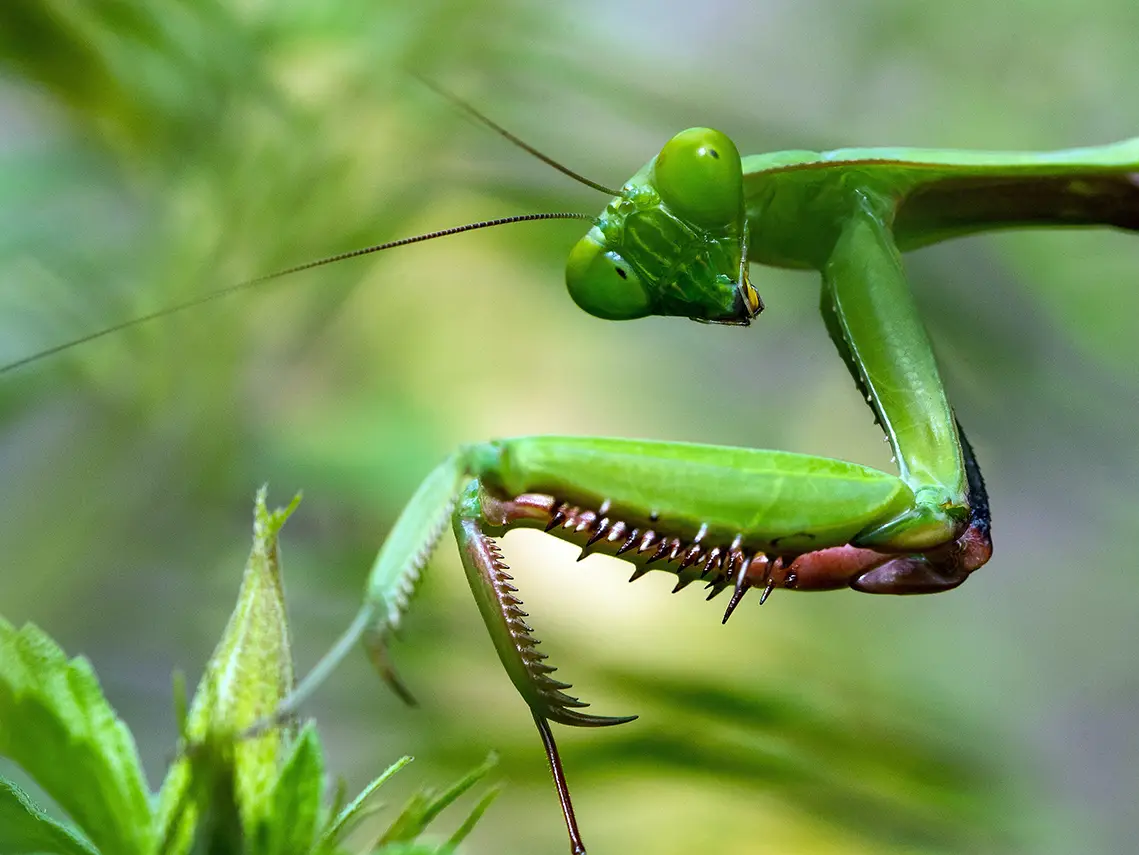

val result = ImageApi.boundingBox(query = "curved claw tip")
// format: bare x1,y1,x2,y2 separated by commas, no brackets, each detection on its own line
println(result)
589,714,638,728
547,708,638,728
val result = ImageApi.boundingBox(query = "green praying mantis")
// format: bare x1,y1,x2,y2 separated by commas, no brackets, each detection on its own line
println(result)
4,86,1139,854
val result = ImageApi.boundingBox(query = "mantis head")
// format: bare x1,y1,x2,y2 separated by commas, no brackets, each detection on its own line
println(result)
565,127,762,325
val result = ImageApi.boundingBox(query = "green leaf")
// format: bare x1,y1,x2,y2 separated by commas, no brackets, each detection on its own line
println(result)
257,723,324,855
316,756,412,854
156,488,302,854
0,778,99,855
445,785,500,849
0,620,152,855
377,755,497,847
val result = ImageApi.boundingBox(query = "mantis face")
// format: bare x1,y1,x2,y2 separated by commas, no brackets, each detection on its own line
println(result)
565,128,762,324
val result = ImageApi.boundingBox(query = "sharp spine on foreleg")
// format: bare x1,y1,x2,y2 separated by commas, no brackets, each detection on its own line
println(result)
637,530,658,554
616,528,640,555
699,547,722,577
545,504,568,532
468,519,635,727
721,553,756,624
531,495,798,626
573,510,596,534
586,519,611,547
678,542,703,570
646,539,671,565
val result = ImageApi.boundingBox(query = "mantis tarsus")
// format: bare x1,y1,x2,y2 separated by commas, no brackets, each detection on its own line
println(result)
5,87,1139,854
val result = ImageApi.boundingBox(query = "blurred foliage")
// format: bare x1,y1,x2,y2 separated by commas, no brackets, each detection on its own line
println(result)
0,491,496,855
0,1,1137,853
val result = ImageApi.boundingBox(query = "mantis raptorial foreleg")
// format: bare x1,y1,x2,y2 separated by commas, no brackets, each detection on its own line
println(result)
264,425,993,851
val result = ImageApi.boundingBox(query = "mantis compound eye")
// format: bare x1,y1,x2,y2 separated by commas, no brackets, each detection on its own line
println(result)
565,233,652,320
653,128,744,228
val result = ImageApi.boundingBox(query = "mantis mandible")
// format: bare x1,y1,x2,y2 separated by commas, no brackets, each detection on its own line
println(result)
4,87,1138,854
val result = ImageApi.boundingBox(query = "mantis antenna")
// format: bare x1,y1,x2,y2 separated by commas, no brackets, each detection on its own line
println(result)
0,212,596,376
415,75,624,197
0,83,622,376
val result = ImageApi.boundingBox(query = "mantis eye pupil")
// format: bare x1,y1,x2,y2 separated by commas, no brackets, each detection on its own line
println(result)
615,267,628,279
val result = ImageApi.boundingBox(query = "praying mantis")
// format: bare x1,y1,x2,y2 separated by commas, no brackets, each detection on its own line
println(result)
5,87,1139,854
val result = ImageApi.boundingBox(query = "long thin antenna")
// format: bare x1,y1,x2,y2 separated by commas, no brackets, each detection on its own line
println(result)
0,212,594,376
416,75,623,197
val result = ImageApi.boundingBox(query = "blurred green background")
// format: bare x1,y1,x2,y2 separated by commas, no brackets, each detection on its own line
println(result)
1,1,1138,853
